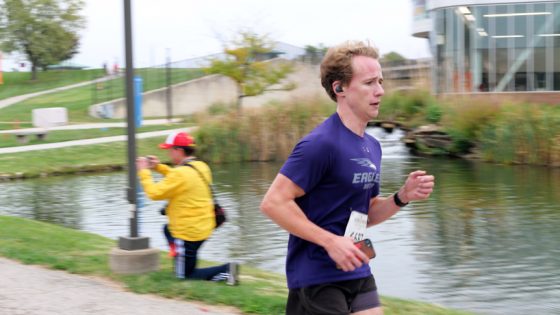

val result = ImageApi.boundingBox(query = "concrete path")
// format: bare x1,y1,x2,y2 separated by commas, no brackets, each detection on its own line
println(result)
0,126,195,154
0,118,184,134
0,75,119,110
0,257,240,315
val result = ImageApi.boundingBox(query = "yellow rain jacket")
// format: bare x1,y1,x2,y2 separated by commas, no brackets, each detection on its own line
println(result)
138,160,215,241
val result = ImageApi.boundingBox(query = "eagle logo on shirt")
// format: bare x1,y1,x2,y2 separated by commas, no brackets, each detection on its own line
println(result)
351,158,377,171
350,158,379,189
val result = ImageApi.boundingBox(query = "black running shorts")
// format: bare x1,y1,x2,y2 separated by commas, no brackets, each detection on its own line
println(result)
286,275,381,315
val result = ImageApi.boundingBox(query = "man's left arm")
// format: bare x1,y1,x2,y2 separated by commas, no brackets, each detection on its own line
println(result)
367,170,435,227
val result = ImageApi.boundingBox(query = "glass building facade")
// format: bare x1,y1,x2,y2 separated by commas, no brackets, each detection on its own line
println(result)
430,1,560,93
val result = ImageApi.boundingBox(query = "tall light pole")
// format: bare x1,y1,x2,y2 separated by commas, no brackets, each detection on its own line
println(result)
119,0,147,250
110,0,159,275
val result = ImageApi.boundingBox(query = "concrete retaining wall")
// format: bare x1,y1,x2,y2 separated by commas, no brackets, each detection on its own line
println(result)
89,60,330,119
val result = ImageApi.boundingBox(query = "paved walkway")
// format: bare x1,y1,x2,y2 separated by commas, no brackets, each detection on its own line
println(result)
0,75,119,110
0,118,184,134
0,126,195,154
0,257,239,315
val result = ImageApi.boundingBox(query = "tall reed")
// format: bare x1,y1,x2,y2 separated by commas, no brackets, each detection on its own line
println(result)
195,98,334,163
480,104,560,166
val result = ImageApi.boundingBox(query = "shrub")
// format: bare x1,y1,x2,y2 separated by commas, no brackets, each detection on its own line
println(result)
438,98,501,154
378,89,436,127
425,102,443,124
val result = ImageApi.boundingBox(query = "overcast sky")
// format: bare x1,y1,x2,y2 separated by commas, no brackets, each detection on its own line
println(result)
2,0,431,70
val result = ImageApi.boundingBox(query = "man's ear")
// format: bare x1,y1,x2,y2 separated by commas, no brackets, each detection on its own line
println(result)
333,81,344,94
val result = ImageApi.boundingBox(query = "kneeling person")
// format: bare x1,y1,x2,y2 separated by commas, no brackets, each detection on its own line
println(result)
137,131,239,285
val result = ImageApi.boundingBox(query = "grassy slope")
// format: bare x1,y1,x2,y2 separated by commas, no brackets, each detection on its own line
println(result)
0,68,203,129
0,69,105,100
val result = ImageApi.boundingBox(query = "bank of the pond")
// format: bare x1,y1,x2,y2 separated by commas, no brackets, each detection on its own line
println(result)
0,137,164,180
0,216,473,315
0,163,125,180
194,95,560,167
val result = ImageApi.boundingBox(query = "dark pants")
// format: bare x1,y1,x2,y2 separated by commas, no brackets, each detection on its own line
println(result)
163,224,174,245
174,238,228,280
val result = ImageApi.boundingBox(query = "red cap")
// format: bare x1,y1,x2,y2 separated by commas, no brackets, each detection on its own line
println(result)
159,131,196,149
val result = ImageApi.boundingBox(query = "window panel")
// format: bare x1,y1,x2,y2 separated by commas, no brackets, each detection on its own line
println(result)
433,2,560,93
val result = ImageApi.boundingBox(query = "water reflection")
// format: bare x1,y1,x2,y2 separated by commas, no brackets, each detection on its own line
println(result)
383,158,560,314
210,162,288,271
1,129,559,314
1,177,84,228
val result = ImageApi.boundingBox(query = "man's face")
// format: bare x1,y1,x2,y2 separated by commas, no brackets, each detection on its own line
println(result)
342,56,384,122
168,147,184,165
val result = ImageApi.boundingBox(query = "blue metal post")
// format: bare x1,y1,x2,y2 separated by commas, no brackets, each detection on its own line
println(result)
134,76,143,127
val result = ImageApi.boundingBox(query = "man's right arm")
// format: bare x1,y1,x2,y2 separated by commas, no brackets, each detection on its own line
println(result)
146,155,170,175
260,173,369,272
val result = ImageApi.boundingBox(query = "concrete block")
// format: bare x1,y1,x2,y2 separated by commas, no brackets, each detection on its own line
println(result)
32,107,68,127
118,236,150,250
109,247,160,274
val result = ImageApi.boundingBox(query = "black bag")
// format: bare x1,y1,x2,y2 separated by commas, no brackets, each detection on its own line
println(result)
213,203,226,228
183,162,226,228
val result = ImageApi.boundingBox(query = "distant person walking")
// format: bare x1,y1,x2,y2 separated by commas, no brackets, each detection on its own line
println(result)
137,131,238,285
112,62,119,76
261,41,435,315
103,62,110,76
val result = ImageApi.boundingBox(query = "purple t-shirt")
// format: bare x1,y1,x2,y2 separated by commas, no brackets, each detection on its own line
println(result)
280,113,382,289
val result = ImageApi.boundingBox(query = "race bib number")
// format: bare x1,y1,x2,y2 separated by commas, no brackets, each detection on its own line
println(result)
344,211,368,242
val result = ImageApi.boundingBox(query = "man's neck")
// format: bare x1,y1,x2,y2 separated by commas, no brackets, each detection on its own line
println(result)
178,156,196,165
336,106,367,137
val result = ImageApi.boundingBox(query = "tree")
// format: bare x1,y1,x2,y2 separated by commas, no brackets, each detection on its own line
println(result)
206,31,295,111
0,0,85,80
303,44,327,64
381,51,407,64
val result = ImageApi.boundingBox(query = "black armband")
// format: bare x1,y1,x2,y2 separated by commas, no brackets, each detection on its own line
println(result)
393,192,409,207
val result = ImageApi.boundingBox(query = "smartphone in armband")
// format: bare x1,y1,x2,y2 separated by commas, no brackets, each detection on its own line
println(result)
355,238,376,259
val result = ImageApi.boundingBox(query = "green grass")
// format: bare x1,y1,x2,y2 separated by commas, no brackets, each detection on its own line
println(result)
0,68,204,128
0,137,166,176
0,121,33,129
0,216,473,315
0,69,105,100
88,68,204,111
0,124,188,148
